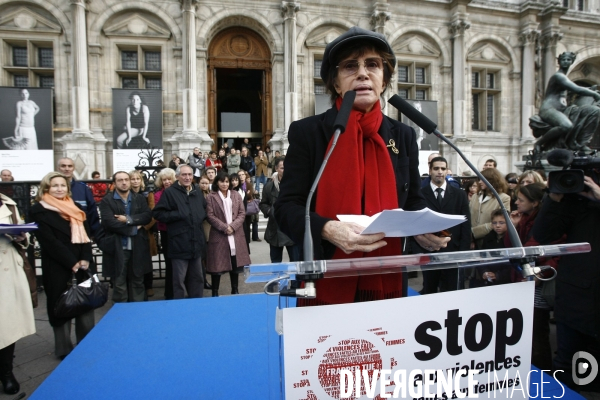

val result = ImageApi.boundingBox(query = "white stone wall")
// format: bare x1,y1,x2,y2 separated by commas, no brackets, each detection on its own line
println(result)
1,0,600,177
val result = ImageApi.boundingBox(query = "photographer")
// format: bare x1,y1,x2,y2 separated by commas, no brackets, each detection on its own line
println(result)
533,172,600,391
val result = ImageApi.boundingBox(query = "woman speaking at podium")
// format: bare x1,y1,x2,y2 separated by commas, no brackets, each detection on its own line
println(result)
276,27,449,306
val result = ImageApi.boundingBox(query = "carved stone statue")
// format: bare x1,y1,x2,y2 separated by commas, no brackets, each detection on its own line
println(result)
529,52,600,153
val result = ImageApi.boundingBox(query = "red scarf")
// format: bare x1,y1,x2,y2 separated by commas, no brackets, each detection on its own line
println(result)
302,98,403,306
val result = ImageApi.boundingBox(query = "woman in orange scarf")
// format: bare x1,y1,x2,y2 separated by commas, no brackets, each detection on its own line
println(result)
28,172,95,358
275,27,449,305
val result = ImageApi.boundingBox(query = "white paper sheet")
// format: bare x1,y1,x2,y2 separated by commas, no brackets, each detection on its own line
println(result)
337,208,465,237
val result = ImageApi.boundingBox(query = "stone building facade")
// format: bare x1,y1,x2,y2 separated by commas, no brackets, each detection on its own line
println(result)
1,0,600,178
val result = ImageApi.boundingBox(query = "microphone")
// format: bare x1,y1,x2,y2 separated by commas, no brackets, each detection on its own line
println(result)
304,90,356,263
547,149,574,168
332,93,355,133
388,95,437,134
387,95,550,281
547,148,600,169
278,91,356,299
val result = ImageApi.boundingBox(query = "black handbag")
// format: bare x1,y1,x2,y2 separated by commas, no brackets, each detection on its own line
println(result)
54,271,109,319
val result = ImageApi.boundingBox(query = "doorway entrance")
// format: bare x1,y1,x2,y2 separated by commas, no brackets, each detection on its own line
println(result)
207,27,272,150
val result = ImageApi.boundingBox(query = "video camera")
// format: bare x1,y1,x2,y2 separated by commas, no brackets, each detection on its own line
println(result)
546,149,600,193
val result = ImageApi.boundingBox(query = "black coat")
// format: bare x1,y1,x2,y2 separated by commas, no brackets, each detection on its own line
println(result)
533,195,600,338
408,183,471,253
260,179,294,247
99,192,152,278
28,203,95,327
152,182,207,260
476,230,512,285
275,106,426,260
240,155,254,176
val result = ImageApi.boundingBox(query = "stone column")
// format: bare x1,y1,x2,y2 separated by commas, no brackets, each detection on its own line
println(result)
181,0,198,137
371,2,391,115
539,3,566,92
449,17,470,139
172,0,212,157
371,2,391,35
282,1,300,133
540,29,562,90
55,0,96,178
519,28,540,142
88,44,108,176
70,0,92,137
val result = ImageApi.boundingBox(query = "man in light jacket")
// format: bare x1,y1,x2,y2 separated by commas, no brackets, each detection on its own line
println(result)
254,150,268,193
227,147,240,175
188,147,204,183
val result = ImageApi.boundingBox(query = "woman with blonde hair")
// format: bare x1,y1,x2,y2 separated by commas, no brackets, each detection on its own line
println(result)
153,168,176,299
129,170,157,298
28,172,95,358
518,170,545,187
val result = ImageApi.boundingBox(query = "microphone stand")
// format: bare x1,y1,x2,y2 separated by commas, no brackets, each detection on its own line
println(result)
387,95,555,281
278,91,357,298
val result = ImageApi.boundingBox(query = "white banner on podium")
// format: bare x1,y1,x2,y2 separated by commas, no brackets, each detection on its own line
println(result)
283,282,535,400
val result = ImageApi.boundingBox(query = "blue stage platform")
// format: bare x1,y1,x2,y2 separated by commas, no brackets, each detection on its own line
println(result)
31,293,583,399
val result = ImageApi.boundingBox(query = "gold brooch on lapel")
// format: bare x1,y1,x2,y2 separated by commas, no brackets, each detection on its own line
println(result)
387,139,399,154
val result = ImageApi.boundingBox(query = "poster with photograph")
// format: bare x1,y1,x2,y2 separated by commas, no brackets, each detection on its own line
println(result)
401,100,439,152
112,89,162,172
0,87,54,180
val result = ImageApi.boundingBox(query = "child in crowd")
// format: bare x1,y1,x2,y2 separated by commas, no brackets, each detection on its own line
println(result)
477,209,511,285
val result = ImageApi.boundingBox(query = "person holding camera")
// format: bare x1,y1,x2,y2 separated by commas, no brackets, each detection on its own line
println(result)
533,172,600,392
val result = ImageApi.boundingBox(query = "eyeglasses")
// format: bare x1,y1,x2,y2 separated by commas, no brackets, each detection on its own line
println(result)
336,58,386,76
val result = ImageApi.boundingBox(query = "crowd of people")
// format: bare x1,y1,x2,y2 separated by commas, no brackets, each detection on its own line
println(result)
1,25,599,396
2,148,597,395
0,141,295,394
414,152,600,390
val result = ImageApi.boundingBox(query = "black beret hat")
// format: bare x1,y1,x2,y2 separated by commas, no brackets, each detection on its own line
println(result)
320,26,396,81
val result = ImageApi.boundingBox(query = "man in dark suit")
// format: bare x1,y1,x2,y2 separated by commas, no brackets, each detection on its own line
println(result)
416,156,471,293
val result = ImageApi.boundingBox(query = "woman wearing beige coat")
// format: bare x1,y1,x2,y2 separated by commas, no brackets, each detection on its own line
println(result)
0,194,35,394
470,168,511,249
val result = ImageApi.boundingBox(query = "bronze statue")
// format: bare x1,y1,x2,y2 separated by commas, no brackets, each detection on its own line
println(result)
530,52,600,153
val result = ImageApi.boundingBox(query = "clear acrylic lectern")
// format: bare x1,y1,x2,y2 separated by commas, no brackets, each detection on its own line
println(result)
244,243,590,400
